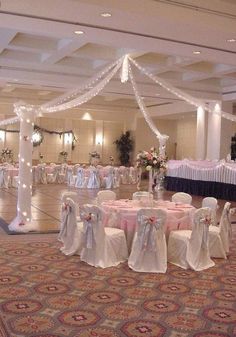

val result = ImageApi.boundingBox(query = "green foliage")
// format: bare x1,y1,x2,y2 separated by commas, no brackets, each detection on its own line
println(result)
114,131,134,165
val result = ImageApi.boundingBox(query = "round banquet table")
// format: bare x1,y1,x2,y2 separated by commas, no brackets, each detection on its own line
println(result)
102,199,195,251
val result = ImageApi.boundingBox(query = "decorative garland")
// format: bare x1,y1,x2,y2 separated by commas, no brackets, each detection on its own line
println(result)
0,125,77,150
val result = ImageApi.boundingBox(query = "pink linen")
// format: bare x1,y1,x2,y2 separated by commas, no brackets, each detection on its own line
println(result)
101,199,195,250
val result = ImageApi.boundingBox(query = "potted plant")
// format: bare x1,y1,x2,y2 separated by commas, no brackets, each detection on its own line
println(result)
114,131,134,166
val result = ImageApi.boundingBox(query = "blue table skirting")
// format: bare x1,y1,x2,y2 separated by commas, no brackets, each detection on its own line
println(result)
165,176,236,201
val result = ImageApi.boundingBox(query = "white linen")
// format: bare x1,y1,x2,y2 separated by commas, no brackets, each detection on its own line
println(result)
208,202,231,258
128,208,167,273
172,192,192,204
167,159,236,184
75,167,88,188
79,204,128,268
58,198,83,256
168,207,215,271
87,166,100,189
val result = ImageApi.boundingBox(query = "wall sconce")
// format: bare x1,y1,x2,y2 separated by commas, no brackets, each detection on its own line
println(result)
96,134,103,145
64,133,73,144
0,130,5,142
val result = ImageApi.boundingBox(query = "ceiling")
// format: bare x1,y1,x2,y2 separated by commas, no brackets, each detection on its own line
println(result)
0,0,236,119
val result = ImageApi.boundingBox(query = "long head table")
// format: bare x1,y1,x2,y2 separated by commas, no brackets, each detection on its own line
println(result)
166,160,236,201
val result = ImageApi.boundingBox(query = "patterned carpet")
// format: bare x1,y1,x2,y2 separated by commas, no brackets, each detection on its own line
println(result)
0,230,235,337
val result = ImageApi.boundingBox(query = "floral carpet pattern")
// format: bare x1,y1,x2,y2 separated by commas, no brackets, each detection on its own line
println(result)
0,230,235,337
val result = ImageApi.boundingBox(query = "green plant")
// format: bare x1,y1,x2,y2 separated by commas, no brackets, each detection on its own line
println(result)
114,131,134,166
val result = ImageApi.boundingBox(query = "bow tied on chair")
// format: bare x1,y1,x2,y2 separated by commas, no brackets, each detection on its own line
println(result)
138,215,161,251
61,202,72,238
199,215,212,249
80,211,98,249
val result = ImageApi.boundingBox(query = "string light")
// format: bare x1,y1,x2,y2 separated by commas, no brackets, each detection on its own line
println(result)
42,60,123,113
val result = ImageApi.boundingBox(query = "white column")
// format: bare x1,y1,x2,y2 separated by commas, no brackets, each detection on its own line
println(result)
9,104,36,232
206,102,222,160
95,120,103,163
196,106,206,160
158,136,168,156
63,119,73,162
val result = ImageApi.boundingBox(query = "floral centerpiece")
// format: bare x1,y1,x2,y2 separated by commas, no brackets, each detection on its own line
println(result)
59,150,68,163
136,147,167,173
136,147,167,194
89,151,100,159
89,151,100,165
109,155,114,166
1,148,13,163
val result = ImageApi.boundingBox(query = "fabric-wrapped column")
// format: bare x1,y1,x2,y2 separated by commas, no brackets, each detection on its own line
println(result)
9,104,35,232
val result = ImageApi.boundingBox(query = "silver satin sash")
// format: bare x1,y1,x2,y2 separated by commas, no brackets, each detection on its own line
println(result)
199,216,211,249
138,215,161,251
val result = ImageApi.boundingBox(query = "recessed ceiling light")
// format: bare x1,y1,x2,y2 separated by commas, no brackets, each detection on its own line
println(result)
74,30,84,35
227,38,236,42
100,12,112,17
193,51,201,55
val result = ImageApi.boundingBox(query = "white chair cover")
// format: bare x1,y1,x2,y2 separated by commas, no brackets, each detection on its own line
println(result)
79,204,128,268
67,167,77,186
75,168,88,188
96,190,116,206
87,166,100,189
58,198,83,256
113,167,120,188
58,164,67,184
132,191,153,207
120,166,130,184
104,167,115,189
128,208,167,273
129,166,138,184
0,167,9,188
171,192,192,204
12,176,19,188
202,197,218,226
35,164,47,184
168,207,215,271
209,202,231,258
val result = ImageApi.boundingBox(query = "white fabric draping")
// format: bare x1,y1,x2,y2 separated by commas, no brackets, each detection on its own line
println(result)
167,160,236,184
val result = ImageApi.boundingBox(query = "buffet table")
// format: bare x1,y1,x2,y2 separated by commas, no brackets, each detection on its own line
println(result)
166,160,236,201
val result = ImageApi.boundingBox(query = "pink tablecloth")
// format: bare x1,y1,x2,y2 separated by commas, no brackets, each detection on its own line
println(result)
102,199,195,250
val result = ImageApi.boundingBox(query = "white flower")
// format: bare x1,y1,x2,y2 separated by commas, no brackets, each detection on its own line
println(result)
146,165,152,171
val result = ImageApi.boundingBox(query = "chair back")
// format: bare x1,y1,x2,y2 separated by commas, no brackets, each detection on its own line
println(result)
137,208,167,251
202,197,218,225
61,192,78,204
128,208,167,273
202,197,218,209
58,197,77,242
187,207,215,270
172,192,192,204
80,204,105,249
219,202,231,253
87,166,100,189
132,191,153,200
97,190,116,205
75,167,85,188
132,191,153,206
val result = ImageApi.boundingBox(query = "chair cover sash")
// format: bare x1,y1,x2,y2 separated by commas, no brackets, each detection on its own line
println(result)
138,215,161,251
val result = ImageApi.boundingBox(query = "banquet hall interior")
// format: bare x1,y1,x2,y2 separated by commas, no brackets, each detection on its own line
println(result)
0,1,236,337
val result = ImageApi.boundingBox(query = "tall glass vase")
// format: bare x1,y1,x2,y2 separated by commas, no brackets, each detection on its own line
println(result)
154,173,165,200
